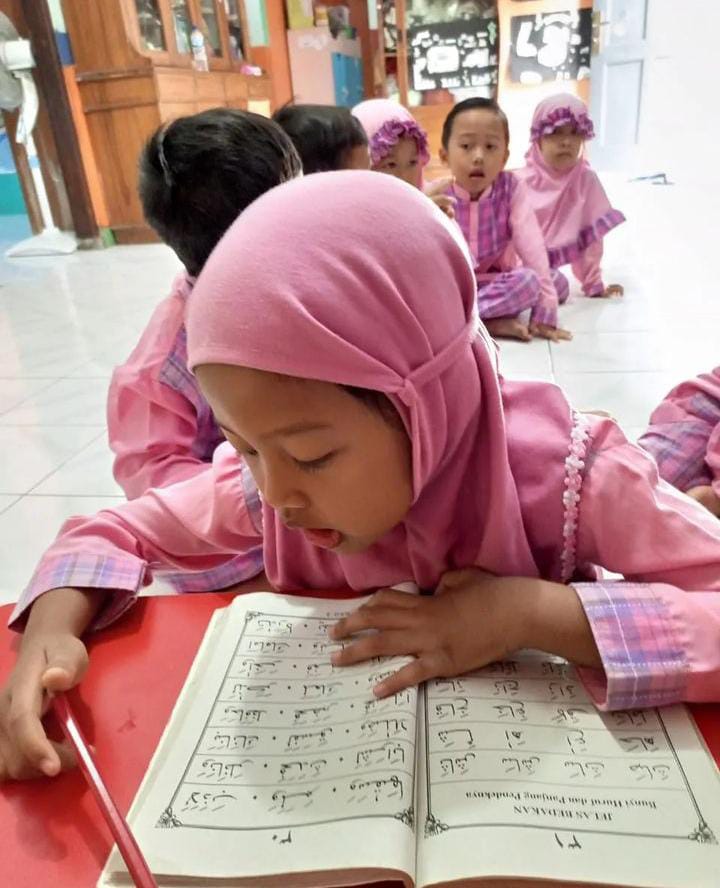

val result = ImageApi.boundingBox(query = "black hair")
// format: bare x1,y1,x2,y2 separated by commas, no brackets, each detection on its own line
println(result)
342,385,405,430
441,97,510,149
139,108,302,277
272,103,368,174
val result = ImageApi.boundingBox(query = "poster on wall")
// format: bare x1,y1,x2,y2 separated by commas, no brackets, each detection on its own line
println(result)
408,17,499,92
509,9,592,84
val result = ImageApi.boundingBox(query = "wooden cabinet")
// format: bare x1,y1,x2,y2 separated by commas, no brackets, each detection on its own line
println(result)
62,0,273,242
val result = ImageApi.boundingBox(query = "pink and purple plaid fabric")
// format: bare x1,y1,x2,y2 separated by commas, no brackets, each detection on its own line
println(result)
452,172,567,326
159,325,225,461
14,453,266,627
639,391,720,493
453,170,515,269
159,455,264,591
156,326,264,590
476,267,568,322
575,582,688,709
476,268,540,320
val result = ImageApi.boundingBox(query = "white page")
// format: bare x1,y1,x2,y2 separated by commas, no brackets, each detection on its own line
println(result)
416,653,720,888
103,592,418,886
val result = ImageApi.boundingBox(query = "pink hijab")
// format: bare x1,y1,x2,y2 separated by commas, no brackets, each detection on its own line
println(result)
516,93,625,267
353,99,430,170
187,171,574,591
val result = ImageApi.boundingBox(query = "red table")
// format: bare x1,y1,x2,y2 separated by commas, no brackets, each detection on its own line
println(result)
1,590,719,888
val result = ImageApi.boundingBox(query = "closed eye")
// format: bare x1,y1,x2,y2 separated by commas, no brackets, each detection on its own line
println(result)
294,452,336,472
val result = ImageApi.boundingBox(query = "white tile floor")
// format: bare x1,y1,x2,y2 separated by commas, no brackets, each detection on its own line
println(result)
0,177,716,606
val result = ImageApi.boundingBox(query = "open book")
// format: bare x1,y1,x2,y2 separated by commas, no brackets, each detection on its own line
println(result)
99,592,720,888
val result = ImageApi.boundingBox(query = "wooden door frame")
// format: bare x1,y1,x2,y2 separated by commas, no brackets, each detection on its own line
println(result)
1,0,99,241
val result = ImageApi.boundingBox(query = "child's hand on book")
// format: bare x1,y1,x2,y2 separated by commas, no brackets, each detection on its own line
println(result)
329,568,539,697
0,631,88,781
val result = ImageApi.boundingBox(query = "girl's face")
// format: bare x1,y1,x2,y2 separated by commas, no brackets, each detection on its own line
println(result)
374,137,422,188
197,364,414,554
539,124,583,171
439,109,509,198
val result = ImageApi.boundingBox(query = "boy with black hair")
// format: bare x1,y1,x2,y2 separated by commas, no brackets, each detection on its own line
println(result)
107,108,301,590
272,103,369,174
440,98,571,342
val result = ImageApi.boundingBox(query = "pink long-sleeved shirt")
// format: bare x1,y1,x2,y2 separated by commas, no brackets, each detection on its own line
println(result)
107,272,224,499
10,416,720,712
450,172,562,326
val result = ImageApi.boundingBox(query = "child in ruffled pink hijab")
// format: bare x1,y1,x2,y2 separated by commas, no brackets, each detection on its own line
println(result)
353,98,455,217
2,173,720,785
517,93,625,299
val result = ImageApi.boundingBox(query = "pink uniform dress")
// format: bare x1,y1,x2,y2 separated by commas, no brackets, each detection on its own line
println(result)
639,367,720,497
516,94,625,297
107,271,263,591
11,171,720,714
449,171,569,328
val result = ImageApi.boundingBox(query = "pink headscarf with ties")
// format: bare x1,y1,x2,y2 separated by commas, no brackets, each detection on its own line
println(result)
187,171,575,591
516,93,625,268
353,99,430,171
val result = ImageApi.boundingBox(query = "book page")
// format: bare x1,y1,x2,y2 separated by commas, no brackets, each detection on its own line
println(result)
416,653,720,888
102,592,418,886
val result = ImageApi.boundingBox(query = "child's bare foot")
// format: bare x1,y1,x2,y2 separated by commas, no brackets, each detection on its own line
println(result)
485,317,532,342
590,284,624,298
529,322,573,342
686,485,720,517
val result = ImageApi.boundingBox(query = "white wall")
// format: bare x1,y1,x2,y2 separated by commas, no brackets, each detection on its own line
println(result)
636,1,720,183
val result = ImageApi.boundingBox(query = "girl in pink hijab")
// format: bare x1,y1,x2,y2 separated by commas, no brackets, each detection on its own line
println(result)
3,173,720,783
353,98,455,216
517,93,625,298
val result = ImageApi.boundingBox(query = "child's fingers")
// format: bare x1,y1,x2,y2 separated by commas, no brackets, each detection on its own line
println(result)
424,175,454,197
373,656,438,699
331,629,418,667
6,671,69,777
436,567,493,595
0,731,76,781
41,636,89,693
366,588,418,609
330,604,417,640
431,196,456,219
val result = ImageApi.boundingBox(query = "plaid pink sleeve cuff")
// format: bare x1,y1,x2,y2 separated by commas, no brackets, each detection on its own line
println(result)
573,582,689,711
9,553,147,631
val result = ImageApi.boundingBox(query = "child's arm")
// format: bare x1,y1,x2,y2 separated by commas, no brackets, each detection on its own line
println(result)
108,281,218,499
0,587,101,780
10,443,262,632
572,416,720,710
108,364,216,499
508,179,570,339
570,240,604,296
1,444,263,781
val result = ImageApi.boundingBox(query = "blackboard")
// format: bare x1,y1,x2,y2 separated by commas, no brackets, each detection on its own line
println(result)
509,9,592,84
408,17,499,92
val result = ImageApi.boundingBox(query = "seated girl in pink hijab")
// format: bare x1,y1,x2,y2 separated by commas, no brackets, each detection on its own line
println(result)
639,367,720,518
2,173,720,783
517,93,625,299
353,98,454,217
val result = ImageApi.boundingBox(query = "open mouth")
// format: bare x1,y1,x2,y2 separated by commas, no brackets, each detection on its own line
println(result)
299,527,344,550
